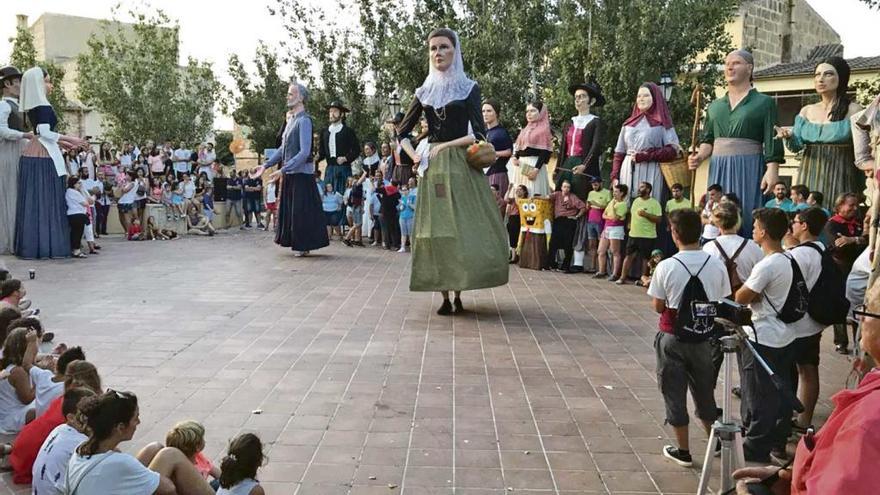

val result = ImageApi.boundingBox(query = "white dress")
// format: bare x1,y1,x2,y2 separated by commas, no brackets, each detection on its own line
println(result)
508,153,551,198
615,117,680,201
0,364,34,434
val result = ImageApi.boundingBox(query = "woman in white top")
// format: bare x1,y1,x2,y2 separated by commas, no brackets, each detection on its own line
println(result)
65,390,213,495
31,387,95,495
64,177,92,259
702,201,762,288
0,328,37,435
116,170,138,234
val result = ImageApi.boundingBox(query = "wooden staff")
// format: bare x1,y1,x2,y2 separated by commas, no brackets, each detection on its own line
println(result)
689,84,702,208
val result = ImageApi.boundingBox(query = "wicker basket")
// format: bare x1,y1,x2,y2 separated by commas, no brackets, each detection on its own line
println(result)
660,155,691,189
466,141,496,170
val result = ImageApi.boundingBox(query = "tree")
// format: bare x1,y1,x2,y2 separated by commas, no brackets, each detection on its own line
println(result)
76,7,221,145
272,0,382,146
270,0,737,162
9,24,70,132
226,42,289,160
574,0,738,156
859,0,879,9
852,76,880,107
213,131,235,166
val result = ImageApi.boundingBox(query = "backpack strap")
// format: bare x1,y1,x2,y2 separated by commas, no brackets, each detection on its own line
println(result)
672,254,712,278
731,238,749,260
794,241,823,256
712,239,731,264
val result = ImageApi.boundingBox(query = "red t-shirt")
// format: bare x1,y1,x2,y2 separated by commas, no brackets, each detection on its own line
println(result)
10,396,64,484
127,224,142,240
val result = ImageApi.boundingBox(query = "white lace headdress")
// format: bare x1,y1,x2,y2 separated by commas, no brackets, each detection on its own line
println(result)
414,29,476,109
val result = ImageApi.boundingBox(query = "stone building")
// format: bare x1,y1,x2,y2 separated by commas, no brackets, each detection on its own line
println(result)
727,0,840,70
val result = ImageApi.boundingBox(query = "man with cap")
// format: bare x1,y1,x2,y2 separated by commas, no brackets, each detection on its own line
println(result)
555,79,605,273
0,66,33,254
688,49,784,238
317,100,360,198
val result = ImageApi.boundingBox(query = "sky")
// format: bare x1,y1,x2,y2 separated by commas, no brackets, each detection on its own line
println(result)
1,0,878,129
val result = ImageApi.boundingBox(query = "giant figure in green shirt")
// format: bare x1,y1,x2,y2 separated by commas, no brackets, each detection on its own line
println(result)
688,50,785,238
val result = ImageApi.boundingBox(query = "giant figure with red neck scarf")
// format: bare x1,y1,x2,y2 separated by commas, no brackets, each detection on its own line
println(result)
611,83,680,202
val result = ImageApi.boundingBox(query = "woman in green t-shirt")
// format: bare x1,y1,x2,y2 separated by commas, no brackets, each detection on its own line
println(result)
595,184,629,280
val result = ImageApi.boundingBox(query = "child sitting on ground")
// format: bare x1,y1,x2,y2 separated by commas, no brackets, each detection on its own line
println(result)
638,249,665,288
29,346,85,417
127,217,143,240
0,328,38,434
145,216,166,240
30,387,96,495
165,420,221,488
217,433,265,495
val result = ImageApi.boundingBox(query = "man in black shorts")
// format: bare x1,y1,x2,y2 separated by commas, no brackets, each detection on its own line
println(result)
787,207,828,434
619,182,662,284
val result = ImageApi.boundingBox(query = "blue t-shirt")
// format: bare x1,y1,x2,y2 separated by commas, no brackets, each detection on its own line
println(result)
764,197,795,212
399,191,417,220
322,192,342,212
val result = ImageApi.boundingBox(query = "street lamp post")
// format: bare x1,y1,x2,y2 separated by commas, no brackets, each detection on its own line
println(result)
659,73,675,101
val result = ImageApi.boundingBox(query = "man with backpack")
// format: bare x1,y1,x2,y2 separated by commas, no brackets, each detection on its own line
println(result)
647,209,731,467
788,207,847,434
735,208,806,463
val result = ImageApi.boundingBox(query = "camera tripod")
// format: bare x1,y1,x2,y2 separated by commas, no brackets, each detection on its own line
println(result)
696,321,804,495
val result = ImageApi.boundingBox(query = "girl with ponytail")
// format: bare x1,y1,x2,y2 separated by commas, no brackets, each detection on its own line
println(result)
217,433,265,495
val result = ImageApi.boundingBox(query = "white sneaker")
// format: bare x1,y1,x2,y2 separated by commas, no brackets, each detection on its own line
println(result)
397,247,406,253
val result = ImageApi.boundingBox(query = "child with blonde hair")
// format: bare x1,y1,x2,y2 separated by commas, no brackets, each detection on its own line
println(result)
165,420,221,485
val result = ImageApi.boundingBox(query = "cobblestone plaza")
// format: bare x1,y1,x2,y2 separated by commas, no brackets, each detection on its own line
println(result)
0,232,853,494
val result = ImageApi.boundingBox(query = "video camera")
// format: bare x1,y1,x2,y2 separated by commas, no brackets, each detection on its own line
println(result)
693,298,753,328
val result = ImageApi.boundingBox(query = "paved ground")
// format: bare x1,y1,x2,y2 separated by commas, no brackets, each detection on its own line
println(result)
0,230,855,494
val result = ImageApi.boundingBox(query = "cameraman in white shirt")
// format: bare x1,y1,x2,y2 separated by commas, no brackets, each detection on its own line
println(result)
786,207,828,434
735,208,798,464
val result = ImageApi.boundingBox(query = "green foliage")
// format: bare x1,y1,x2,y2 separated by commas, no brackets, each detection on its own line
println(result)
271,0,382,146
852,76,880,107
226,42,289,159
270,0,737,162
577,0,738,154
9,24,70,132
75,7,221,145
213,131,235,165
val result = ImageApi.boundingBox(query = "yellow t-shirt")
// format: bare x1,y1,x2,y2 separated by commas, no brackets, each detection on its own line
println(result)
629,197,662,238
603,198,628,224
665,198,692,213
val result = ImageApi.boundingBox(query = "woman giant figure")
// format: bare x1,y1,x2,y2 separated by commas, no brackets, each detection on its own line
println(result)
778,57,863,204
15,67,86,259
397,28,509,315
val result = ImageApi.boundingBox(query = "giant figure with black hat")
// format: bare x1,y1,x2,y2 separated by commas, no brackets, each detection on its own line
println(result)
554,79,605,273
0,66,33,254
316,100,360,198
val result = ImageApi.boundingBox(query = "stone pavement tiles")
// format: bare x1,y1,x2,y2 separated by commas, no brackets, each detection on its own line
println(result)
0,231,854,494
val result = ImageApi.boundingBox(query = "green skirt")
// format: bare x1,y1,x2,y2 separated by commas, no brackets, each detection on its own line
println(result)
410,146,509,292
797,143,861,206
554,156,590,200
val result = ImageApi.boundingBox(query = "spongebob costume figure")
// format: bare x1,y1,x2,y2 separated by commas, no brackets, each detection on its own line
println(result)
516,196,553,270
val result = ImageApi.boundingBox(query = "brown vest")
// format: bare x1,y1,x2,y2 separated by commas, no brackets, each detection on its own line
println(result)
4,99,25,132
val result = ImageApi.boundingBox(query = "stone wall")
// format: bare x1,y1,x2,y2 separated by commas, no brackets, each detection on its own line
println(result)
738,0,840,70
